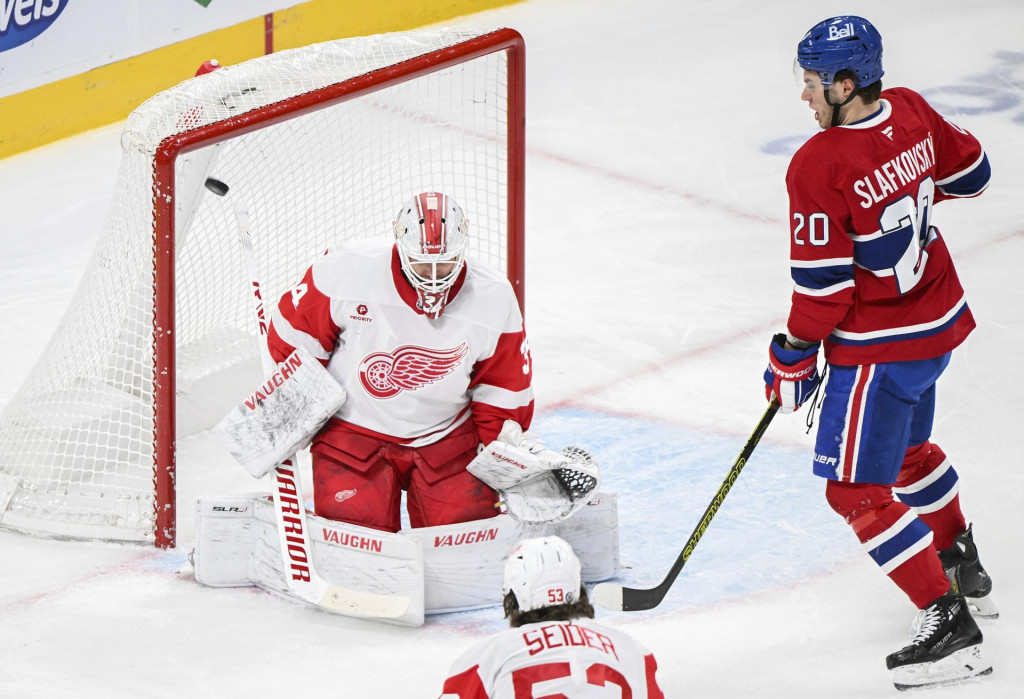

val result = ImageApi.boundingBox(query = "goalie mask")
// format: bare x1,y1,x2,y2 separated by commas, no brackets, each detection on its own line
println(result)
502,536,581,612
393,192,468,319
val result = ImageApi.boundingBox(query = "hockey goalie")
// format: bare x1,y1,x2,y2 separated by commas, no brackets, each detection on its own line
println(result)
193,192,619,625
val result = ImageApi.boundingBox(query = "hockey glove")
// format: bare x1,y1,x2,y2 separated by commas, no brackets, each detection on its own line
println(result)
467,420,601,524
764,333,820,414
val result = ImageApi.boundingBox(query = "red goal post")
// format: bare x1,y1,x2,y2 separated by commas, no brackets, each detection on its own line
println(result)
0,28,525,548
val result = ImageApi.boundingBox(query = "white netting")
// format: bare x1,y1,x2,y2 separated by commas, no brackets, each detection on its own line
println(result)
0,28,519,544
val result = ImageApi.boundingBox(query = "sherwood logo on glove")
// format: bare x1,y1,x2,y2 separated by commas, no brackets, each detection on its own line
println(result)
767,359,816,380
0,0,67,53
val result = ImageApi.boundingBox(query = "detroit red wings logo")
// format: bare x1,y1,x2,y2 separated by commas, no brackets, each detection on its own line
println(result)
358,344,468,398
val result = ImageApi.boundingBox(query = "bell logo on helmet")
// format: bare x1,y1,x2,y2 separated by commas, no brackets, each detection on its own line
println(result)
797,15,884,88
827,22,855,41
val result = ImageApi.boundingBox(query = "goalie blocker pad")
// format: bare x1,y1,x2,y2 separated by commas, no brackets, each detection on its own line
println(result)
213,346,347,478
193,491,619,616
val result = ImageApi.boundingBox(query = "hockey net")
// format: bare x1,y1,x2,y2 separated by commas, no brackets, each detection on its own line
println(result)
0,28,525,547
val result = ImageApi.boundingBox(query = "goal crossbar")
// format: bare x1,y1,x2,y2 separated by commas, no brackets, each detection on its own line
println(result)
0,27,525,549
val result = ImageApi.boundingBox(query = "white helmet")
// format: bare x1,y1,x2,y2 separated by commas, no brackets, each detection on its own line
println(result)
393,191,468,319
502,536,582,612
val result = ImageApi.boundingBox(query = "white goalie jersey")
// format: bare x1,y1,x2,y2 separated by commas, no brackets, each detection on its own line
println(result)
266,243,533,447
440,618,665,698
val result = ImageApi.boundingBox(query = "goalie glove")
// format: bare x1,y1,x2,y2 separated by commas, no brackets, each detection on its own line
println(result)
467,421,601,524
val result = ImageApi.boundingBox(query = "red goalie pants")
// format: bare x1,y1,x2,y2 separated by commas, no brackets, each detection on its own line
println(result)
310,418,499,533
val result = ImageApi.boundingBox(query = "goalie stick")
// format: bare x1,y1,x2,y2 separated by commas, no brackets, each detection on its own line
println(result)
204,177,410,620
593,400,780,612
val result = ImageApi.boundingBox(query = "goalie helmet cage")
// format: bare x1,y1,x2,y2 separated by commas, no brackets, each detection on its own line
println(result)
0,28,525,548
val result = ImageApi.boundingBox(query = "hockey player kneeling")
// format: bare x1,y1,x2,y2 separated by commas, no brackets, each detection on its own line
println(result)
440,536,665,698
204,378,618,623
197,192,619,623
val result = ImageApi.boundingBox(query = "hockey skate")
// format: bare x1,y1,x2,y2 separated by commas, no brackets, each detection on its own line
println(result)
886,592,992,691
938,524,998,619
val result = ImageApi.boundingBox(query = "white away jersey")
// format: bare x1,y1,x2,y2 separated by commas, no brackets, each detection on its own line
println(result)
267,244,533,447
440,619,665,698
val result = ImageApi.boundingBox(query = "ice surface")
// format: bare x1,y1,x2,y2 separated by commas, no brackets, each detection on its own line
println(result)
2,0,1022,696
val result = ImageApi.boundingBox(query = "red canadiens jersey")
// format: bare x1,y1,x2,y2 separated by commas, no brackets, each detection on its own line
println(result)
439,619,665,699
785,87,990,365
267,244,533,447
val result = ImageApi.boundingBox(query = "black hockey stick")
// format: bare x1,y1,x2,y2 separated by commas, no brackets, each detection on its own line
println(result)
593,400,780,612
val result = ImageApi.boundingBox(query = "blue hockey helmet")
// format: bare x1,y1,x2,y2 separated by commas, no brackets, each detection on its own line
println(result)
796,16,883,87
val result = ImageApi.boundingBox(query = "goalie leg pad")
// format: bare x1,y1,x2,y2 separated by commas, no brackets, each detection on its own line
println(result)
193,492,620,618
194,494,425,626
553,490,620,582
193,495,260,587
401,494,619,614
252,497,425,626
403,514,551,614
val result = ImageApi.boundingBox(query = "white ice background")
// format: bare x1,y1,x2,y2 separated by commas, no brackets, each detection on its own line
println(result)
2,0,1022,697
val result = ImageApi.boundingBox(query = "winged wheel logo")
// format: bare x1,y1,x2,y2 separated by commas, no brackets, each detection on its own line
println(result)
358,344,468,398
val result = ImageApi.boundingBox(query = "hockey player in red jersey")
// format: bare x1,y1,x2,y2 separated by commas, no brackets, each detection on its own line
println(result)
439,536,665,698
266,192,533,533
762,16,995,690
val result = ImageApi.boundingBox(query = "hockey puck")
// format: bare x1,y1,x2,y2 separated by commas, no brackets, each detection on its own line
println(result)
204,177,229,196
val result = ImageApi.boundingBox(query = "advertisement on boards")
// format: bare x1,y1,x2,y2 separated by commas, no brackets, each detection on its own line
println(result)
0,0,297,98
